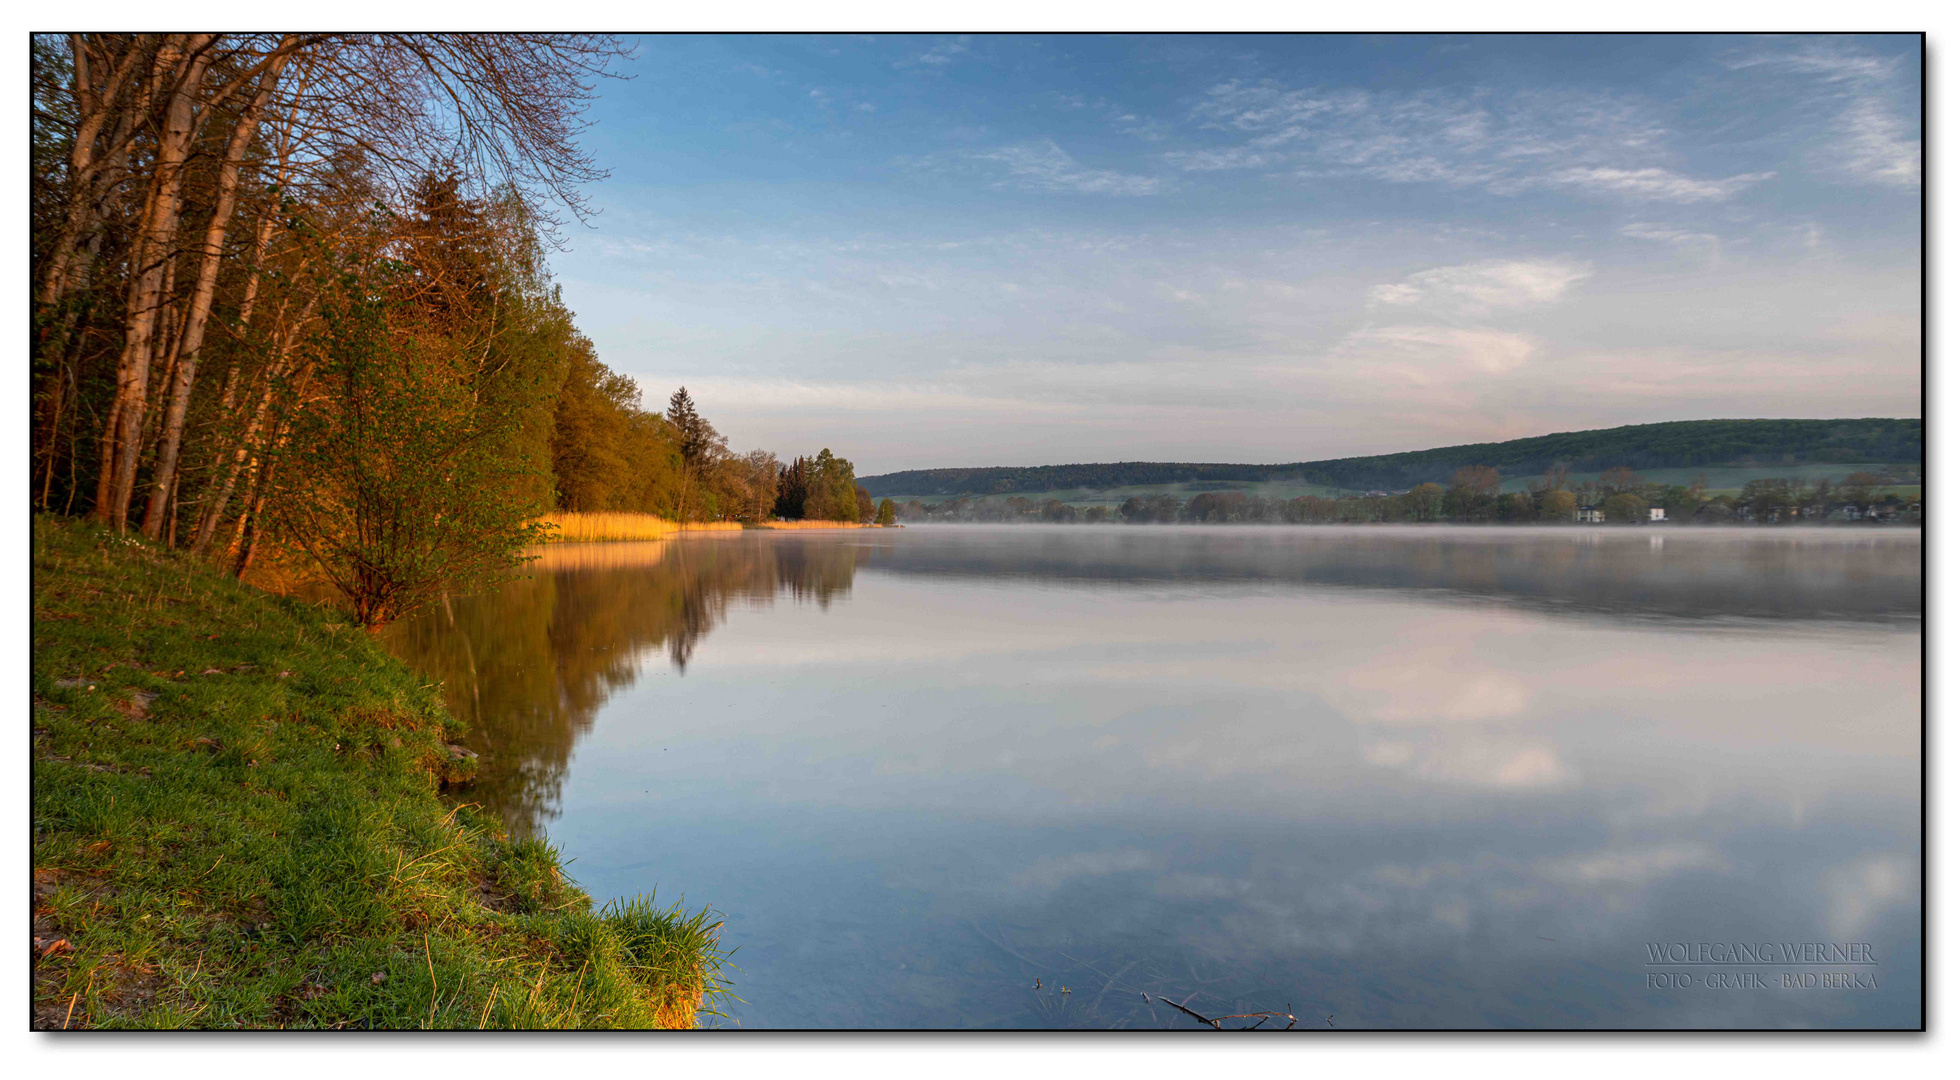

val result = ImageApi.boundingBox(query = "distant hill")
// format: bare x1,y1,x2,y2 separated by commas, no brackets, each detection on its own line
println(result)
858,418,1922,498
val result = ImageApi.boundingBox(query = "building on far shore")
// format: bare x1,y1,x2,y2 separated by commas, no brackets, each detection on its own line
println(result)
1649,506,1667,522
1575,505,1604,524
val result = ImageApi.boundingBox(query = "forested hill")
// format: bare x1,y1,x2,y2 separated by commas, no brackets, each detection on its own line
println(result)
859,418,1923,497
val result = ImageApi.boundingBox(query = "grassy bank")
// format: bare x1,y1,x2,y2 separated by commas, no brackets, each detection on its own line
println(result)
30,516,730,1029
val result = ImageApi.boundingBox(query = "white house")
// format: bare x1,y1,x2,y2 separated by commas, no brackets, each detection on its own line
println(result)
1574,505,1604,524
1648,506,1666,522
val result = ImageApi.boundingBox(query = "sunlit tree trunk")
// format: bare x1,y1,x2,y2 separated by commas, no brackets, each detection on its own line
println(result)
141,42,297,539
96,35,215,528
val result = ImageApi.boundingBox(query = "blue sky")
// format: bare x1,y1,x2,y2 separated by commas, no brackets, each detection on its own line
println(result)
548,34,1922,475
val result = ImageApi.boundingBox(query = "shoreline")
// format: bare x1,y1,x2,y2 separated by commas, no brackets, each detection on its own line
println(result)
30,516,727,1029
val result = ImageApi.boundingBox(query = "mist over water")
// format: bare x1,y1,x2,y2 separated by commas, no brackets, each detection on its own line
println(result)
385,526,1921,1028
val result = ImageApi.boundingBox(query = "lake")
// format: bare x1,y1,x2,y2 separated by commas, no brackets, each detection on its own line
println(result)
383,525,1922,1029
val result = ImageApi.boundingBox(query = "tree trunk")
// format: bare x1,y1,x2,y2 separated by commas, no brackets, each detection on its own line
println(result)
95,35,215,529
37,35,154,315
190,291,314,554
141,43,296,539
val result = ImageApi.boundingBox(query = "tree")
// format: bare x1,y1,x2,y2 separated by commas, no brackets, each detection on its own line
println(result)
36,34,629,532
1540,490,1577,522
801,448,858,522
1450,465,1501,496
1446,465,1501,521
774,457,808,520
1740,478,1801,523
1403,482,1446,522
271,258,550,627
1598,466,1645,497
855,485,875,524
874,497,896,526
1601,492,1648,524
1839,471,1883,508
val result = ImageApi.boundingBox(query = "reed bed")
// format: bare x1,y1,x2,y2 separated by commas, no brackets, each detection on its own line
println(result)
538,512,681,543
539,514,744,543
750,519,875,530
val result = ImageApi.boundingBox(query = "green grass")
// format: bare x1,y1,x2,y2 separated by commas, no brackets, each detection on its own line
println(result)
31,515,732,1029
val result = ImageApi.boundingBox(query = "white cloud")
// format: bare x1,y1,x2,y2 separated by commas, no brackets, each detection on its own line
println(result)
1177,81,1760,204
1836,97,1920,187
1370,259,1592,313
963,140,1164,196
1547,167,1773,202
1731,41,1920,188
898,37,969,71
1619,222,1718,247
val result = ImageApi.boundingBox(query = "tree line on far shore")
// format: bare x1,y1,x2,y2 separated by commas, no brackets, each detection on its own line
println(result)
893,465,1922,526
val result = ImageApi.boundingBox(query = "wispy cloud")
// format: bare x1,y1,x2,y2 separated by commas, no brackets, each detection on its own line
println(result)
1370,259,1592,314
897,36,969,71
958,140,1165,196
1174,81,1762,203
1729,40,1919,187
1836,96,1920,186
1547,166,1772,202
1619,222,1722,264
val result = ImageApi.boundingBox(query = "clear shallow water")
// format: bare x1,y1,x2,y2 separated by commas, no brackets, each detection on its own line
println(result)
385,525,1922,1029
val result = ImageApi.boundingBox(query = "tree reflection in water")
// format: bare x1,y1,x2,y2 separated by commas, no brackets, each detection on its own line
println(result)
383,535,865,834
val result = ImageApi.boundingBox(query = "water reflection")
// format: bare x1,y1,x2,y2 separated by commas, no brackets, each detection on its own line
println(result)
381,526,1920,1027
384,536,863,832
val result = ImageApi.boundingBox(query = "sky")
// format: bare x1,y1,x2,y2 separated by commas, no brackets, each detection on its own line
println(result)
545,33,1923,476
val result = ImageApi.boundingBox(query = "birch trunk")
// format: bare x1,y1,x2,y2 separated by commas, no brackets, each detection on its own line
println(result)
95,35,215,528
189,301,313,555
140,43,296,539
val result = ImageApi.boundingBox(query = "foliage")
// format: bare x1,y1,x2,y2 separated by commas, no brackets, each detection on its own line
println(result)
270,244,551,628
790,449,860,522
1601,493,1649,523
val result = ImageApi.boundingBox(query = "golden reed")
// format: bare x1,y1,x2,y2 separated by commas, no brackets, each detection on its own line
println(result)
537,513,744,544
537,512,887,543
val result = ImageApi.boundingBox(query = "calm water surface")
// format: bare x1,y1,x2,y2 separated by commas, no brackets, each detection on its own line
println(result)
385,525,1922,1029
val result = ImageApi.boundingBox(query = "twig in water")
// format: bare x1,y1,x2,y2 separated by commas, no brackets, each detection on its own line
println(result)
1153,996,1301,1031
